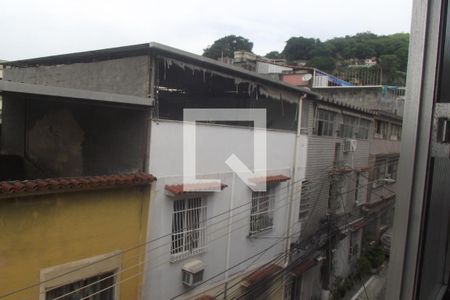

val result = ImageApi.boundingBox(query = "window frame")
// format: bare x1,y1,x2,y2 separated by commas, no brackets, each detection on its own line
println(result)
170,196,207,261
249,187,275,236
314,109,336,137
39,251,121,300
358,119,371,140
340,115,358,138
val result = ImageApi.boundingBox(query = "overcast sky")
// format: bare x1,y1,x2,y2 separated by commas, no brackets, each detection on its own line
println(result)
1,0,413,61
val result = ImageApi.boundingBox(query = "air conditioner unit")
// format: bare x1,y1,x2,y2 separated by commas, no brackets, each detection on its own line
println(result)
343,139,357,152
182,260,205,287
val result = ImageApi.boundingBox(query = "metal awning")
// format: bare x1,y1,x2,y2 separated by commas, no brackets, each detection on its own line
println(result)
0,80,154,106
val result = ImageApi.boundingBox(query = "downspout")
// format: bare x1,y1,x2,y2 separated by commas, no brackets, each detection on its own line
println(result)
284,93,306,267
223,172,236,299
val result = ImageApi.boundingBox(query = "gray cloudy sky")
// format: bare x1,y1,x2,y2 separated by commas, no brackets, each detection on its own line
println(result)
1,0,412,61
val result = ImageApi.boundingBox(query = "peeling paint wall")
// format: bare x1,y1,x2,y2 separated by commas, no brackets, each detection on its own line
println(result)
1,96,148,178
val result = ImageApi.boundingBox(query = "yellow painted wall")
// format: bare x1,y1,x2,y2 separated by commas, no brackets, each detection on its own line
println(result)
0,186,150,300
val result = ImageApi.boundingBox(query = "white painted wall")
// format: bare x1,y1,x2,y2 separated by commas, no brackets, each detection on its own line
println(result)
143,119,308,299
256,61,293,74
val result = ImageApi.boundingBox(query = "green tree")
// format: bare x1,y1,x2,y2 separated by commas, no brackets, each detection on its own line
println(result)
306,56,336,72
265,51,282,59
379,54,401,84
203,35,253,59
282,36,320,61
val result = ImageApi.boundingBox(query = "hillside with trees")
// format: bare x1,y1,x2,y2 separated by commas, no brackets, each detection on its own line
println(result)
203,32,409,86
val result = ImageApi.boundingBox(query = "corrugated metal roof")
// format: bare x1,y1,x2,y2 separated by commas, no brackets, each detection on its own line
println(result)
3,43,379,115
0,80,153,107
3,42,322,100
0,172,156,198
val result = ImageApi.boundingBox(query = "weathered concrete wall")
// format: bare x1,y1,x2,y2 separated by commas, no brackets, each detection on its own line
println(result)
0,186,150,300
4,56,150,97
313,87,404,116
1,96,25,156
2,96,148,178
370,138,401,156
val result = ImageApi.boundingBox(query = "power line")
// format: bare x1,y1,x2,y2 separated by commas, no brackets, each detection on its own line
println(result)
32,182,307,300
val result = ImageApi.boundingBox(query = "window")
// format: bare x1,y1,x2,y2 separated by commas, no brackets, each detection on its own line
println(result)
299,180,311,220
390,124,402,140
358,119,371,140
250,188,274,235
387,158,399,181
374,162,386,180
340,115,357,138
46,271,115,300
374,120,389,139
314,109,335,137
171,197,207,260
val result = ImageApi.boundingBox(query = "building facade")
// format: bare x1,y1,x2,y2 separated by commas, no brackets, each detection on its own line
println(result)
2,43,385,300
0,176,153,300
0,78,156,299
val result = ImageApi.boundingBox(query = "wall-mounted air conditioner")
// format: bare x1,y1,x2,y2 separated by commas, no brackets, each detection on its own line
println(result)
182,260,205,287
343,139,357,152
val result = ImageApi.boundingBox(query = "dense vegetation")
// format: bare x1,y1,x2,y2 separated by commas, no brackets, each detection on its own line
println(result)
203,35,253,60
203,32,409,85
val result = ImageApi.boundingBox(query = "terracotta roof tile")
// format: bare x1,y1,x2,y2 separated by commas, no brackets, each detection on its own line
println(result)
165,182,227,195
350,219,368,232
291,257,317,276
0,172,156,198
243,264,283,287
362,194,395,210
249,175,290,185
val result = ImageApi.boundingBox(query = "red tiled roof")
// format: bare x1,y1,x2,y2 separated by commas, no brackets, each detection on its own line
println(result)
165,182,227,195
0,172,156,197
243,264,283,287
291,257,317,276
350,219,368,232
329,167,353,175
362,194,395,210
249,175,290,185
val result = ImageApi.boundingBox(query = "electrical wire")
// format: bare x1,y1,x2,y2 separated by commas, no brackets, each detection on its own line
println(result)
30,181,308,300
0,177,308,299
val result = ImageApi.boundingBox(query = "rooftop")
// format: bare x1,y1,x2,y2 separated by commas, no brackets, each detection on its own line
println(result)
3,42,376,115
0,172,156,198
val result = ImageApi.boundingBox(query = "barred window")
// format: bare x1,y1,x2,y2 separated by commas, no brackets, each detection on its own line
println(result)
46,271,115,300
358,119,371,140
171,197,207,260
250,188,274,236
314,109,336,137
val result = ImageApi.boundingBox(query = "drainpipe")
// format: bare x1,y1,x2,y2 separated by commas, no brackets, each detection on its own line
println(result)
284,94,306,268
223,172,236,299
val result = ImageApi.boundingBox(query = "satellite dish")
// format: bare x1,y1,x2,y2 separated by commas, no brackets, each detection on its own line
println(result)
302,74,313,81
